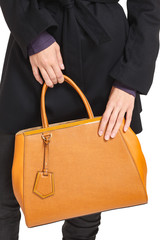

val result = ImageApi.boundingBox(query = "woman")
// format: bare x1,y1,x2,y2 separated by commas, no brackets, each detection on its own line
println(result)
0,0,159,239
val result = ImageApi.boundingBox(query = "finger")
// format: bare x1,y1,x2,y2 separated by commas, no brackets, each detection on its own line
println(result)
123,107,133,132
110,109,126,138
55,45,65,70
45,66,57,85
104,106,120,141
31,65,43,85
52,64,64,84
39,67,54,88
98,103,114,137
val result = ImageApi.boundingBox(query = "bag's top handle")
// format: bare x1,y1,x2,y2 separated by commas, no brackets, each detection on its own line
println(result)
41,74,94,128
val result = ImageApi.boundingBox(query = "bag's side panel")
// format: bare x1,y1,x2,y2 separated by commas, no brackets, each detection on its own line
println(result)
119,121,148,199
12,133,25,212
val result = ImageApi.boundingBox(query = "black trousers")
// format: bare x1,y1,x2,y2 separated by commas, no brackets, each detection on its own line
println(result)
0,133,101,240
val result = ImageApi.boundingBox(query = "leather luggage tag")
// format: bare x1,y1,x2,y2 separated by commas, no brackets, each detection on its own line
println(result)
33,171,54,199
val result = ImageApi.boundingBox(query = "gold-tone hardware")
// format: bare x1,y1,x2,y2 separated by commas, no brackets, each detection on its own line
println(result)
41,133,52,144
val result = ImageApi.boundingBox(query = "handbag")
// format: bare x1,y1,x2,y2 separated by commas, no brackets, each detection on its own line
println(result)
12,74,148,228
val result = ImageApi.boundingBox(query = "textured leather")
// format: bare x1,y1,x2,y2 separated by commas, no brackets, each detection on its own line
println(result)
12,74,148,228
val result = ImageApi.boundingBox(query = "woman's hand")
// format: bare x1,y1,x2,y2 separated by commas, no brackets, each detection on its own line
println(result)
29,41,65,88
98,86,135,140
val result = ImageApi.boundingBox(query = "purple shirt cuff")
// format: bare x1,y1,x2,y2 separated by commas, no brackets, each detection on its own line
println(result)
27,30,56,56
113,80,136,97
27,31,136,98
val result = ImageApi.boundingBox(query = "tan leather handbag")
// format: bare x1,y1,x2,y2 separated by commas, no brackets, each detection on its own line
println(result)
12,74,148,228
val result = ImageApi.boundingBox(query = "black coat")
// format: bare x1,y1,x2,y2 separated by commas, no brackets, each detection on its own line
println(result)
0,0,160,135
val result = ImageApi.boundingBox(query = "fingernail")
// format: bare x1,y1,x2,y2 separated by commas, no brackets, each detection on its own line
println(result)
61,64,65,70
124,126,127,132
105,134,109,140
99,130,103,136
111,132,115,138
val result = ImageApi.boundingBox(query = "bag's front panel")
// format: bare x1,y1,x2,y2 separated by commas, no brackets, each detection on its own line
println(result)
23,121,147,227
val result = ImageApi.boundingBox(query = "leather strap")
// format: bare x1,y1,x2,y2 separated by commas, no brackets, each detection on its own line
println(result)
41,133,52,176
41,75,94,129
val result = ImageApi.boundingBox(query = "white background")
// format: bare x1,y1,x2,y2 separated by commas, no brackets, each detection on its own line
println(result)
0,1,160,240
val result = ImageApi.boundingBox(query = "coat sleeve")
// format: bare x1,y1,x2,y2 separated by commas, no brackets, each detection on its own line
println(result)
0,0,58,59
109,0,160,95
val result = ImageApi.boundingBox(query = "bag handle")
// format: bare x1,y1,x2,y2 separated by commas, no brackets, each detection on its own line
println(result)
41,74,94,128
